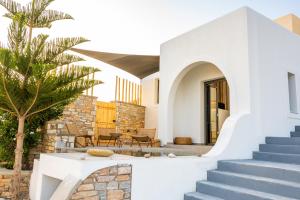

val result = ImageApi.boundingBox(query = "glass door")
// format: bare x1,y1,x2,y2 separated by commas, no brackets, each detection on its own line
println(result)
205,78,229,144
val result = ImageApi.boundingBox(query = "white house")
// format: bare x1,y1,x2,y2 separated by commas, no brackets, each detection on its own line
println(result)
75,7,300,155
159,7,300,160
32,7,300,200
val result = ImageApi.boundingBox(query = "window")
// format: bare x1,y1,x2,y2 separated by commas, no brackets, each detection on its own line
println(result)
288,72,298,113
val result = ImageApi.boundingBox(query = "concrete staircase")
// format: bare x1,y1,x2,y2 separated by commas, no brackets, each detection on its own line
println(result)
184,126,300,200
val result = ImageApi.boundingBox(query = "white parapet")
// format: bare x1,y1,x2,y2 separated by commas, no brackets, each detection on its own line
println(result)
31,153,216,200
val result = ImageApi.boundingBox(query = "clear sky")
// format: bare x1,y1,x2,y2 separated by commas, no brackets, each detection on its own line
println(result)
0,0,299,101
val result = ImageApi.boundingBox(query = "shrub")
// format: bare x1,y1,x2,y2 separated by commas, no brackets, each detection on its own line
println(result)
0,105,64,169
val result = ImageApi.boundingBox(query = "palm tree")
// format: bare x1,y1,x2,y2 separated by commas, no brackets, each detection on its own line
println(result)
0,0,102,198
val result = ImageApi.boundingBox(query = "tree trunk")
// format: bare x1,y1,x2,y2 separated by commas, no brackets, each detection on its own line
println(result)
12,116,26,200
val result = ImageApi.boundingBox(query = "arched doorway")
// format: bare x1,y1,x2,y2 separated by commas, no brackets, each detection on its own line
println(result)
172,62,230,145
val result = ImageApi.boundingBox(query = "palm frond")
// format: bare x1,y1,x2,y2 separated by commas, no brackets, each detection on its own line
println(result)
27,79,101,117
7,13,27,56
33,10,73,28
0,48,15,70
43,37,89,59
0,0,22,15
31,34,48,60
40,65,101,92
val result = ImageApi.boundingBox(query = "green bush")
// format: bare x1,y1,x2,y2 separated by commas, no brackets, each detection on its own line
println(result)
0,106,65,169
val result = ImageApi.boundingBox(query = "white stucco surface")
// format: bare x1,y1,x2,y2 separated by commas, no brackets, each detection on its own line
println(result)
31,153,215,200
31,7,300,200
159,7,300,162
142,72,160,130
174,63,223,144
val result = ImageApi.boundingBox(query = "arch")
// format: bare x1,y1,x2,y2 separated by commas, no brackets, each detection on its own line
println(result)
166,60,235,147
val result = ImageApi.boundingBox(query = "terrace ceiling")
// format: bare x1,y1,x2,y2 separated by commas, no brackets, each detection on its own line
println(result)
71,48,160,79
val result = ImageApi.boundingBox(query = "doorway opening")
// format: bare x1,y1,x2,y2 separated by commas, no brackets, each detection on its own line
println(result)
205,78,230,144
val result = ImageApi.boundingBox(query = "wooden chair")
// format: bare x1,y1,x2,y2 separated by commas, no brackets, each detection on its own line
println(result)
131,128,156,147
66,124,94,147
96,128,122,147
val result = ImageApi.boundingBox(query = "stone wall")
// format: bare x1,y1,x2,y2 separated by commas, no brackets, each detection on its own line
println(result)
115,101,145,133
40,99,146,151
46,95,97,136
0,169,31,199
42,95,97,150
71,164,132,200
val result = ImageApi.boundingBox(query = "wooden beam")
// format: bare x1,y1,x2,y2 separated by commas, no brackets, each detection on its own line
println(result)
132,83,136,103
117,77,121,101
122,78,125,102
115,76,118,101
139,84,142,105
91,71,95,96
128,81,132,103
125,79,128,103
137,84,139,105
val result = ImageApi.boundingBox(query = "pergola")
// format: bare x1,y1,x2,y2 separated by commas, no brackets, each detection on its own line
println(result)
71,48,160,79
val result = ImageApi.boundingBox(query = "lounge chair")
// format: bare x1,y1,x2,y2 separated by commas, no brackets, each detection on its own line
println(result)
96,128,123,147
66,124,94,147
131,128,156,147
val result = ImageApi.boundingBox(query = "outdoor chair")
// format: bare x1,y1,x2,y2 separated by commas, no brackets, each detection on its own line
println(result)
66,124,94,147
130,128,156,147
96,128,123,147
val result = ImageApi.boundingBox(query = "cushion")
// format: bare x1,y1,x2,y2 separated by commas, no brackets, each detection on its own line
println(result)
87,149,114,157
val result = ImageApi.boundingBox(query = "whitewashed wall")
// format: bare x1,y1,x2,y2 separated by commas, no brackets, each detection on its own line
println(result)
32,7,300,200
174,63,223,143
247,8,300,137
142,72,159,130
160,7,251,159
159,7,300,161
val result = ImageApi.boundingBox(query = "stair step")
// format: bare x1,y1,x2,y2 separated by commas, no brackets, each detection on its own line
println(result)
291,131,300,137
184,192,224,200
253,151,300,164
196,181,297,200
218,160,300,183
207,170,300,198
295,126,300,131
260,144,300,154
266,137,300,145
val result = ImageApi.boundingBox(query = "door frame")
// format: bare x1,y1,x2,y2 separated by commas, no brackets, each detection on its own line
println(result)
204,77,227,145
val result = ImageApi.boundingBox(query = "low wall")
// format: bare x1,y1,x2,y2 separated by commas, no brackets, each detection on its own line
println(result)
71,164,132,200
42,95,97,150
33,153,213,200
45,95,97,136
0,168,31,199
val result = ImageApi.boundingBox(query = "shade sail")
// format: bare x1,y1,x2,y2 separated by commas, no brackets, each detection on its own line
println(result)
71,48,159,79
